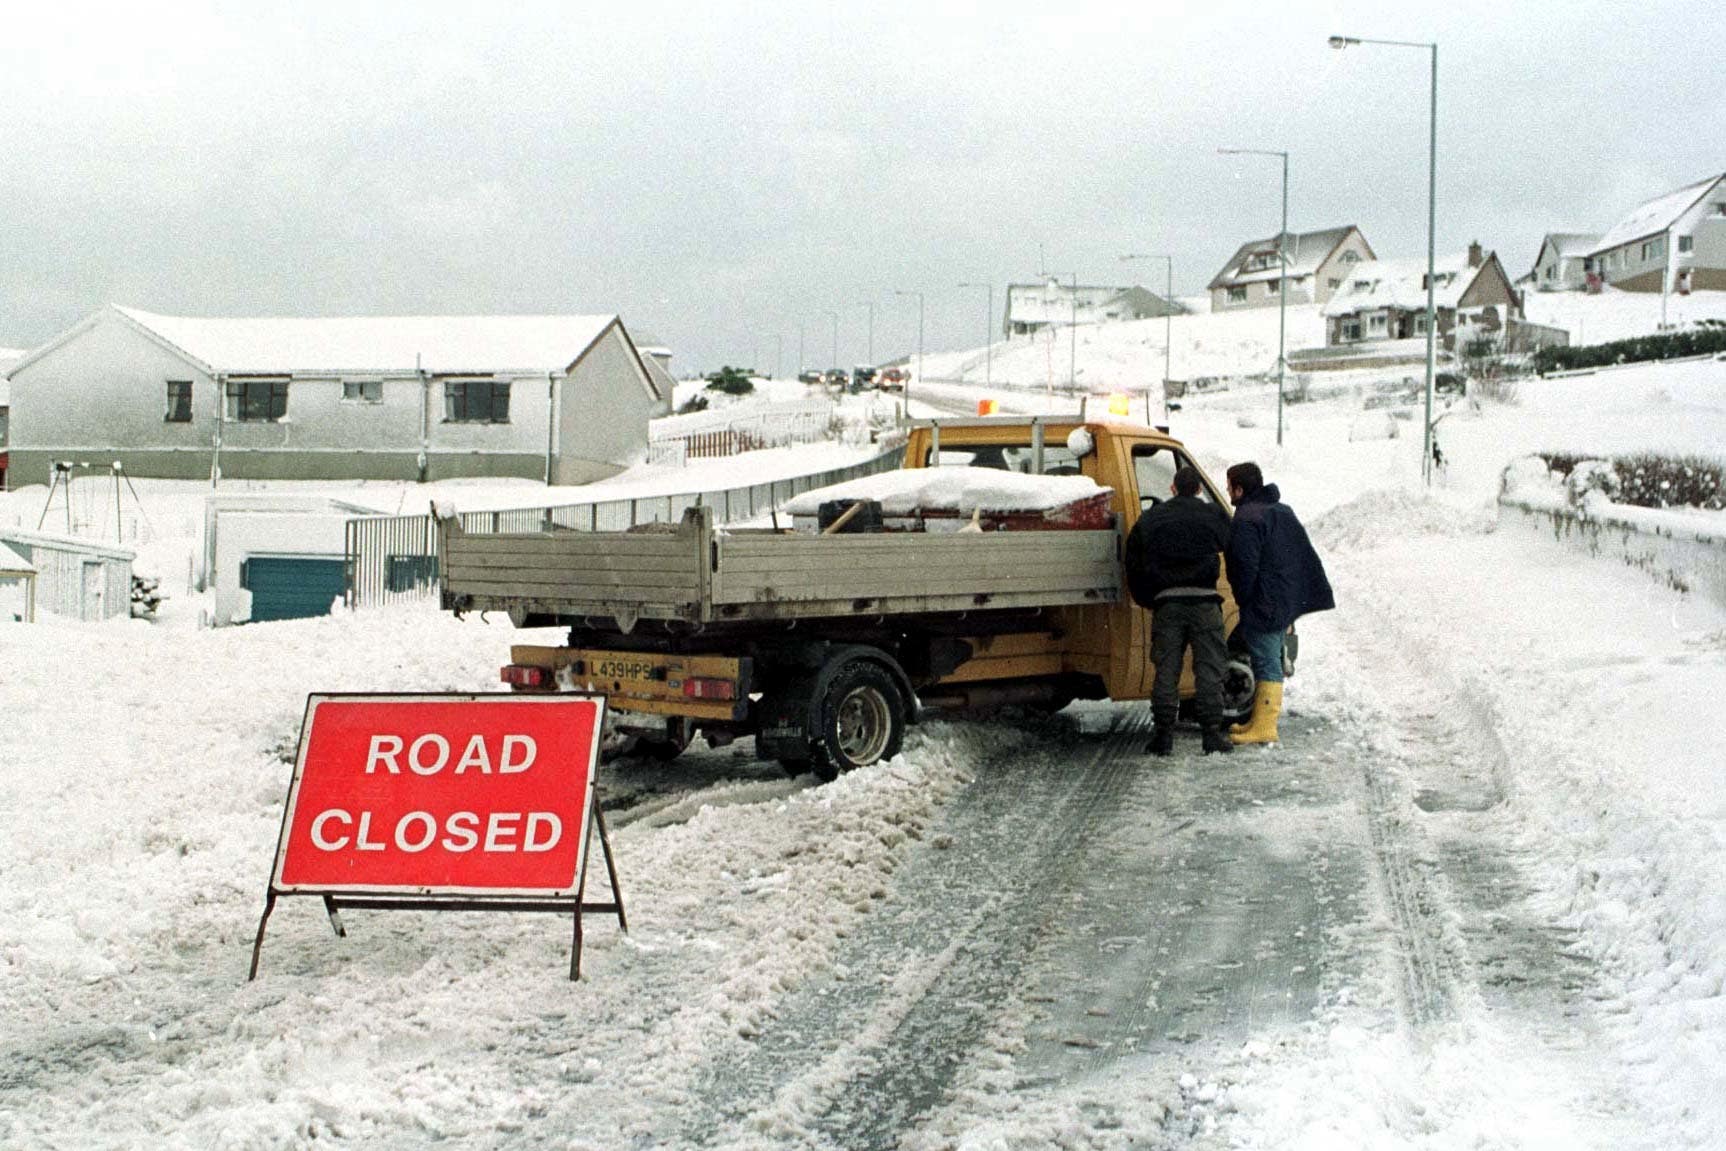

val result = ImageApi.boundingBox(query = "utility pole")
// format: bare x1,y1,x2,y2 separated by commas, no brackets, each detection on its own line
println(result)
894,289,924,408
959,282,993,387
827,310,839,374
1219,146,1291,446
855,299,875,365
1120,253,1175,423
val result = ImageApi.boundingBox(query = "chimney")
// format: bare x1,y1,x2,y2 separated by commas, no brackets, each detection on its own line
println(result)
1467,240,1483,268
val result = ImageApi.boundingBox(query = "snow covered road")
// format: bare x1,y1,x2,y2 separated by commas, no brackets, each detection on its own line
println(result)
3,481,1723,1148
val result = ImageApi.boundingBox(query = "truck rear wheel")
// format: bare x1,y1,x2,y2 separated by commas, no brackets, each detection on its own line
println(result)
809,660,907,782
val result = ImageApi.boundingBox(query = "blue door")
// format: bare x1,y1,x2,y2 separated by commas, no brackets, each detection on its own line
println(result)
243,556,347,622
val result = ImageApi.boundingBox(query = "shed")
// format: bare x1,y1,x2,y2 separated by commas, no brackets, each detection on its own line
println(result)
0,542,36,622
203,494,384,626
0,528,134,621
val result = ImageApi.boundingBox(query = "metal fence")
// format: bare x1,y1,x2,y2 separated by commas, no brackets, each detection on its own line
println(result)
344,442,904,609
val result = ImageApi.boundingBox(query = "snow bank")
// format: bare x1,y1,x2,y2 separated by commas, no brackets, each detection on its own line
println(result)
782,468,1108,517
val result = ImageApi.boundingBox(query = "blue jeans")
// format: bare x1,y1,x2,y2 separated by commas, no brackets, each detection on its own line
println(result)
1240,628,1285,684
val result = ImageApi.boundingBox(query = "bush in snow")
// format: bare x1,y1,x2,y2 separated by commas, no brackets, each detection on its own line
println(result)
704,366,756,396
1532,325,1726,373
1537,452,1725,512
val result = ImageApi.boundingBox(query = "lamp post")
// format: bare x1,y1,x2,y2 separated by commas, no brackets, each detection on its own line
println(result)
855,299,875,367
1120,253,1174,423
894,289,924,407
797,322,805,375
827,310,839,375
1219,146,1290,446
1330,33,1438,484
773,333,783,380
958,282,993,387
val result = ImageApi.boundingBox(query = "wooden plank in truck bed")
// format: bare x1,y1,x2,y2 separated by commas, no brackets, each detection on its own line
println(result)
440,506,1120,627
711,529,1118,616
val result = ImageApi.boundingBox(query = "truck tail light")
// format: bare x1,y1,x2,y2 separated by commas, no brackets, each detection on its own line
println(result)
500,664,549,687
683,677,736,700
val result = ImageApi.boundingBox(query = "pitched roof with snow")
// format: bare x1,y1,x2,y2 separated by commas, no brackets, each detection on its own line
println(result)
1590,174,1724,255
108,306,623,376
1208,226,1364,289
1321,252,1490,317
1543,233,1600,260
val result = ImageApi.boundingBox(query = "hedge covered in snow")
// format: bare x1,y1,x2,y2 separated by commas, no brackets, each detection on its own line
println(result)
1532,320,1726,373
1536,451,1725,512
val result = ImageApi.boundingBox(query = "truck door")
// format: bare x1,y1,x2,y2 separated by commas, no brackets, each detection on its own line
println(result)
1118,443,1228,698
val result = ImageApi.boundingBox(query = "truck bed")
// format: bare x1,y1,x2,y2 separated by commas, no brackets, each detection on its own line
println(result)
440,506,1120,631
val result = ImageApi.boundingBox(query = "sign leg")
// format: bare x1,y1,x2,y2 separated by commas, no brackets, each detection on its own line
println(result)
593,805,628,933
248,892,278,981
570,910,583,981
322,895,348,938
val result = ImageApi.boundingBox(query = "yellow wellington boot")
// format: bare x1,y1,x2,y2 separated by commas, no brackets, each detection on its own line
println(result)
1229,682,1283,744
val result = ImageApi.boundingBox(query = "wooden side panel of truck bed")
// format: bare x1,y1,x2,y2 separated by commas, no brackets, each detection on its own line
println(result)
440,507,1120,627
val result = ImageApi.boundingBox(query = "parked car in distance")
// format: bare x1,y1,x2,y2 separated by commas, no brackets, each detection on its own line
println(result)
797,369,824,385
823,368,848,387
877,367,908,391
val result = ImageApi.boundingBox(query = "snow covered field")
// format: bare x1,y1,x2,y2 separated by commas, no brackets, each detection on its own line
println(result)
3,293,1724,1148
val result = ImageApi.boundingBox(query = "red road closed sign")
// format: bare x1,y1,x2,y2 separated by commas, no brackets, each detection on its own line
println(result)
271,694,605,898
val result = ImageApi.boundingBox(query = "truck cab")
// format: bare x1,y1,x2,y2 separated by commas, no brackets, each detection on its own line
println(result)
901,416,1246,709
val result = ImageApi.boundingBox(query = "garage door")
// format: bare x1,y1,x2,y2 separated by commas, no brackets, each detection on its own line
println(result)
243,556,347,623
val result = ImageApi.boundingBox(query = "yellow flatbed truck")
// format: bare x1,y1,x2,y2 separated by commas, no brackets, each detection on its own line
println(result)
441,416,1252,779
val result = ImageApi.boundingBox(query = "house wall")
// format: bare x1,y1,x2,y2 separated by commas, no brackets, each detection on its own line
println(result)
553,325,652,485
1313,232,1374,304
6,309,586,484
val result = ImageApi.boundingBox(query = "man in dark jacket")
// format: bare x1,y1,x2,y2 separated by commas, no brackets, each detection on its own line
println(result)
1125,464,1234,756
1223,462,1335,744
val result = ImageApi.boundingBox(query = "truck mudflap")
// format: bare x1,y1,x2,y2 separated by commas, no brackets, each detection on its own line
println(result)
507,645,752,723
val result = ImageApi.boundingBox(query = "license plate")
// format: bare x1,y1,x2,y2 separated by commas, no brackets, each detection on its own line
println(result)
593,659,659,682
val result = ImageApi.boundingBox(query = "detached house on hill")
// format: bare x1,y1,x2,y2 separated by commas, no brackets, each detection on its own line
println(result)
1523,233,1600,292
1322,242,1523,351
1584,172,1726,294
1207,225,1375,312
1002,280,1181,337
4,306,667,487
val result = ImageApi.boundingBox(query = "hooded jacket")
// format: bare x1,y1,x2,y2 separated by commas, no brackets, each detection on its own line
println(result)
1223,483,1335,633
1125,494,1232,607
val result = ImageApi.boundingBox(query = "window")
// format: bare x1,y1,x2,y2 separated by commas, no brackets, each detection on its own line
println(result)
925,444,1083,474
165,380,193,422
343,379,382,403
1227,287,1247,303
1369,314,1387,331
1716,203,1726,216
1328,278,1341,289
444,380,511,423
1342,319,1362,341
1339,250,1361,263
226,379,288,422
1131,446,1204,510
1679,235,1694,254
1415,314,1430,335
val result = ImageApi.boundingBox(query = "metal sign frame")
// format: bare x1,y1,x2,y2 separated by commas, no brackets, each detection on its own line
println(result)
249,692,626,981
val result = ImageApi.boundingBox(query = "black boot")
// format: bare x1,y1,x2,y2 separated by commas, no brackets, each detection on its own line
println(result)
1201,726,1233,755
1148,725,1175,757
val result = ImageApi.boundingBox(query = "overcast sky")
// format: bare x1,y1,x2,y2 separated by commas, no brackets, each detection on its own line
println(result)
2,0,1721,374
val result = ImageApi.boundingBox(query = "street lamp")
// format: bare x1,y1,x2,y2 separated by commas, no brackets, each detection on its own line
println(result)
894,289,924,407
827,310,839,374
855,299,875,366
1330,33,1439,484
958,282,993,387
1219,146,1290,446
797,322,805,375
1120,253,1174,423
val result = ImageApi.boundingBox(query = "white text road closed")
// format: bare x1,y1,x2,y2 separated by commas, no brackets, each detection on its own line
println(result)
272,696,603,896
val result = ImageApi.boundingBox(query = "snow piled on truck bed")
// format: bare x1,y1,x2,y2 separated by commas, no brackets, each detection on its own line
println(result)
782,468,1107,516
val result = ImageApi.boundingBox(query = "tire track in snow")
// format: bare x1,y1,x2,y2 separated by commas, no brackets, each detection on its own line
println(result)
683,709,1152,1150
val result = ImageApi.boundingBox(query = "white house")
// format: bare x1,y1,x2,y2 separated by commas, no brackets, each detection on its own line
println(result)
1584,172,1726,293
1522,233,1600,292
1208,226,1375,312
1003,281,1180,337
4,307,667,487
